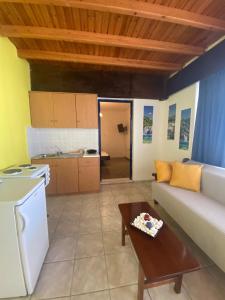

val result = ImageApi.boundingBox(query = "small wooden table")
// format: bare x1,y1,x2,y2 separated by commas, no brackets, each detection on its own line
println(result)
118,202,200,300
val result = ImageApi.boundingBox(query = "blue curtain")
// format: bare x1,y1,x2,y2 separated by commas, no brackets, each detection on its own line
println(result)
192,69,225,167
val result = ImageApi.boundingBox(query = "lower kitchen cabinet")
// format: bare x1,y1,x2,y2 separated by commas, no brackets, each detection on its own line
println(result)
56,158,79,194
32,156,100,195
78,157,100,193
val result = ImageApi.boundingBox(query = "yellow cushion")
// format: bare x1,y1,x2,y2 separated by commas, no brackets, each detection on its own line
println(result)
170,162,203,192
155,160,172,183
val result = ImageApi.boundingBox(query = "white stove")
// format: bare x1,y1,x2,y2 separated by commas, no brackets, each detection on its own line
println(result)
0,164,50,187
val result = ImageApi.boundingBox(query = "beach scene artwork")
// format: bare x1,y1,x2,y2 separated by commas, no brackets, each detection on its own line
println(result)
179,108,191,150
143,106,153,143
167,104,176,140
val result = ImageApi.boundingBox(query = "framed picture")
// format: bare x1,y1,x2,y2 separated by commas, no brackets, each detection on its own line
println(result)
143,106,153,144
167,104,176,140
179,108,191,150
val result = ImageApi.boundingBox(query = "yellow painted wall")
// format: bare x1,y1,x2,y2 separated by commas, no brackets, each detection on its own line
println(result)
0,37,31,169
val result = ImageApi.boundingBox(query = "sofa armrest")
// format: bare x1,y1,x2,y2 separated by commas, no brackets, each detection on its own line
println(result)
152,173,157,181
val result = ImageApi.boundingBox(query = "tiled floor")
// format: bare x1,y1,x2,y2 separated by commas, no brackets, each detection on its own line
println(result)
17,182,225,299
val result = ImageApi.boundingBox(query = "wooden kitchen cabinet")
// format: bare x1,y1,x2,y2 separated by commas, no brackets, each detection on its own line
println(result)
52,93,76,128
29,92,54,128
32,158,78,195
30,91,76,128
56,158,79,194
78,157,100,193
76,94,98,128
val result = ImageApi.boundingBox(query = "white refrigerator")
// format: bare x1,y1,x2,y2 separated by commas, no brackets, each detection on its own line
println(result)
0,178,49,298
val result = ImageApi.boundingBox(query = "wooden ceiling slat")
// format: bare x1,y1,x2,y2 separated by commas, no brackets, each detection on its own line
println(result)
1,0,225,31
17,48,182,71
0,25,204,55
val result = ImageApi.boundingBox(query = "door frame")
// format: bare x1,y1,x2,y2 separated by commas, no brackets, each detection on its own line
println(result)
98,98,133,180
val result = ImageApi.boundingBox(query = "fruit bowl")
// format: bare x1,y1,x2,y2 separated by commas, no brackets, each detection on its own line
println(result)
131,213,163,238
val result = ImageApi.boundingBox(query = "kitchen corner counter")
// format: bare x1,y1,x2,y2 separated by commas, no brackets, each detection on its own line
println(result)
83,154,100,158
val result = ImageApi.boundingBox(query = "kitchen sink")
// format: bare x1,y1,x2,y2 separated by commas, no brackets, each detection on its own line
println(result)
33,150,84,159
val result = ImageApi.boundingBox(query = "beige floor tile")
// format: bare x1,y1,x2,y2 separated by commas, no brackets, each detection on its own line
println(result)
183,268,225,300
110,285,150,300
128,193,146,202
54,219,79,238
98,194,114,203
32,261,74,299
76,233,104,258
47,216,58,241
113,194,130,203
103,230,132,254
106,252,138,288
45,237,76,263
80,207,100,220
100,205,120,217
71,256,108,295
207,265,225,295
101,215,121,232
47,205,64,219
71,290,110,300
100,185,112,192
148,283,191,300
79,216,102,234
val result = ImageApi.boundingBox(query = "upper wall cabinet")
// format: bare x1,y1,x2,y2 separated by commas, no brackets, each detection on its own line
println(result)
76,94,98,128
29,92,54,128
29,91,98,128
52,93,77,128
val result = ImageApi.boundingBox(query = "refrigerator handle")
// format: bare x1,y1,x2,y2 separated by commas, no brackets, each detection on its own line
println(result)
17,212,26,233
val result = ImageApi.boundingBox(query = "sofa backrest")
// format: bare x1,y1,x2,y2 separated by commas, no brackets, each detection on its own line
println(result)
186,160,225,205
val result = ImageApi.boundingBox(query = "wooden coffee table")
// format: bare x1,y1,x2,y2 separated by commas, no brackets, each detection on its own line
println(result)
118,202,200,300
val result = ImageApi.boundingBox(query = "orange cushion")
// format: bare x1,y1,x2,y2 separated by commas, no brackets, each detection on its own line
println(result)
170,162,203,192
155,160,172,183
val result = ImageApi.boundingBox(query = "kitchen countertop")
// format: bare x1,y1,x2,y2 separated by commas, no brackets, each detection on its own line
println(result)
0,178,44,205
32,153,100,160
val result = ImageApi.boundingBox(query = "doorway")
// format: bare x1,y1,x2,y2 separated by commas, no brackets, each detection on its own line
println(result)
98,99,133,181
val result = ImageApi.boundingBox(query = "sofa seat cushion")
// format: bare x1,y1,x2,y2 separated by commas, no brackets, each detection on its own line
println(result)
152,182,225,234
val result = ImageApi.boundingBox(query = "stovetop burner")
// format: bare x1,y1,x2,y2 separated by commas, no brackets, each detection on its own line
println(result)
18,164,32,168
28,166,37,170
3,168,23,175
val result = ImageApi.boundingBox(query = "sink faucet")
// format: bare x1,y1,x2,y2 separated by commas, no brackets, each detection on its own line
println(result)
55,145,63,156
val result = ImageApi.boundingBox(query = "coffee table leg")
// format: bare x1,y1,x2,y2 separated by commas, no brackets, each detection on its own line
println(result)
138,264,144,300
122,219,126,246
174,275,183,294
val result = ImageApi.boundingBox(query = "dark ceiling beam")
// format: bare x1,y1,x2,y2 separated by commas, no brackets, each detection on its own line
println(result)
167,39,225,96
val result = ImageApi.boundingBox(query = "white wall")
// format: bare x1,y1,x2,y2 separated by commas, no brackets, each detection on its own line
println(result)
132,99,163,181
132,83,199,181
159,83,199,162
101,107,130,158
27,128,98,157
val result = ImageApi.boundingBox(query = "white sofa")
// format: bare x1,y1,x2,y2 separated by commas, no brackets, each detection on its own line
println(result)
152,162,225,272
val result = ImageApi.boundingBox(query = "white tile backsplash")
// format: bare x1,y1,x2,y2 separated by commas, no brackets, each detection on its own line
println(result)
27,127,99,157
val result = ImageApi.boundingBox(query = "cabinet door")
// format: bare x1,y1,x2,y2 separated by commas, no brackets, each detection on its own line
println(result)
57,158,79,194
53,93,77,128
76,94,98,128
78,158,100,192
29,92,54,128
31,159,57,195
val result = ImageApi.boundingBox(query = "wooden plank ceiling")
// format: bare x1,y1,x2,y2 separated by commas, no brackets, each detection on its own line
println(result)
0,0,225,75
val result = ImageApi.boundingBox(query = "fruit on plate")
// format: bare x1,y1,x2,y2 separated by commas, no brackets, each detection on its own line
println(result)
144,213,151,221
